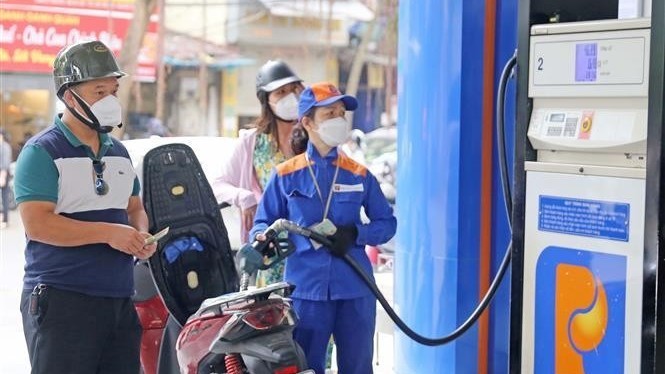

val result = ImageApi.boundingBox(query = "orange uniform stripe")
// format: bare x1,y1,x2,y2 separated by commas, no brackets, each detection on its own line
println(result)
277,152,367,177
335,153,367,177
276,154,311,176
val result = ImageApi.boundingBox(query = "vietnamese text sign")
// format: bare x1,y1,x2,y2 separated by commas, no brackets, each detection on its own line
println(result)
538,195,630,241
0,0,158,81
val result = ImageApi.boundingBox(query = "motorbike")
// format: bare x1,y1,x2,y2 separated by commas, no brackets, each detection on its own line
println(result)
135,143,310,374
176,281,310,374
176,221,312,374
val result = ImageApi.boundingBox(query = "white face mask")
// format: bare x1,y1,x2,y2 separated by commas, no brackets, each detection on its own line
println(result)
315,117,349,147
86,95,123,129
271,93,299,121
71,92,123,132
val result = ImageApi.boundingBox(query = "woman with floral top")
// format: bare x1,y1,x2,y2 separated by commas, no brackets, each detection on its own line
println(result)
213,60,304,287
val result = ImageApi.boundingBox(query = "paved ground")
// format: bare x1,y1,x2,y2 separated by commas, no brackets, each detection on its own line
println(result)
0,210,30,373
0,210,395,373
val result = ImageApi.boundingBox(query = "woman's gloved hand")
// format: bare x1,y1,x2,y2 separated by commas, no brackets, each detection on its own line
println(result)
327,225,358,257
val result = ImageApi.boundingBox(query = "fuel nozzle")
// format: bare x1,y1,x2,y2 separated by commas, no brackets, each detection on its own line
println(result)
251,227,278,255
236,225,279,276
237,220,296,276
236,244,264,275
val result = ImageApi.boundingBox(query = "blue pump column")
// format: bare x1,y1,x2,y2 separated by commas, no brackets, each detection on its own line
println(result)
490,0,518,370
395,0,515,372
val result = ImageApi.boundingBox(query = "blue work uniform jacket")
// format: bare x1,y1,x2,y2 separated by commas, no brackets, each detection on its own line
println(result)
250,142,397,301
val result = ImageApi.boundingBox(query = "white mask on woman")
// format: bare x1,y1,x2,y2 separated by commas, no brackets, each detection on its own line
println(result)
315,117,349,147
271,93,299,121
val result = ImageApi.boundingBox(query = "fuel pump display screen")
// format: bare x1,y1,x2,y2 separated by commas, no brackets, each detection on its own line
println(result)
575,43,598,82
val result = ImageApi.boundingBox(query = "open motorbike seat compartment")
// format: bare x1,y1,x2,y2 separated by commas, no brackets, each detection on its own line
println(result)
142,143,239,326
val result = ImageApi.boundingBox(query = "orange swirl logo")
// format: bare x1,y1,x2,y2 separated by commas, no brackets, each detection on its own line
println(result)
555,264,608,373
535,247,625,374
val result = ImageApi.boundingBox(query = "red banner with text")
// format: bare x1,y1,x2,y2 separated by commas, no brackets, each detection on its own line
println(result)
0,0,158,81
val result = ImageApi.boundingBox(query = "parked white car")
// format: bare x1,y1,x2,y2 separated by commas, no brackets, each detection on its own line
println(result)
122,136,242,250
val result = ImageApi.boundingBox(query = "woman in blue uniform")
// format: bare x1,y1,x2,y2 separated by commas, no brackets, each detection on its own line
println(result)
250,82,397,374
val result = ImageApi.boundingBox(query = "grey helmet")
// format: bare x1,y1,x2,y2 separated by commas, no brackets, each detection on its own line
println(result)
53,40,126,99
255,60,302,98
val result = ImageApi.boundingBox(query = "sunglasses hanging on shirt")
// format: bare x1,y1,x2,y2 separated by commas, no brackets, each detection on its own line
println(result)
92,159,109,196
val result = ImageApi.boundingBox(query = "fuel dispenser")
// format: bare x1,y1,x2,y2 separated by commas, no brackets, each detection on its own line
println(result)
515,18,652,373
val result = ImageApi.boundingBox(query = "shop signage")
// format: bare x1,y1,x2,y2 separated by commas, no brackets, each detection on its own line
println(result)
0,0,158,81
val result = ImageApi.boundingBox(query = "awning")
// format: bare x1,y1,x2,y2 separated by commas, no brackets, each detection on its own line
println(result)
163,56,254,70
163,31,254,70
258,0,374,22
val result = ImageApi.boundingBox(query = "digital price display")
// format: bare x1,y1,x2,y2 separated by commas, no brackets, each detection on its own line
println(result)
575,43,598,82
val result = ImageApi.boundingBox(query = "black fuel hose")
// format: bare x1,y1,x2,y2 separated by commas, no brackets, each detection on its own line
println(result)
274,223,511,346
261,52,519,346
294,227,512,346
344,241,512,345
497,51,517,217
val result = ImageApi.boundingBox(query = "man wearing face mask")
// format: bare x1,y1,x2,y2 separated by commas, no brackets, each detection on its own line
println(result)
13,40,156,374
213,60,304,287
251,82,397,374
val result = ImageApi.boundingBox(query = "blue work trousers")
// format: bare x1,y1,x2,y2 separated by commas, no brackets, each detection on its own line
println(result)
293,296,376,374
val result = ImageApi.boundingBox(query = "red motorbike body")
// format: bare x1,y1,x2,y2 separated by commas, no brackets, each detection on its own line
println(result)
176,282,311,374
135,295,170,374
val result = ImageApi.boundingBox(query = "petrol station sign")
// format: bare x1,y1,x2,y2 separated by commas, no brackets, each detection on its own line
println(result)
0,0,159,81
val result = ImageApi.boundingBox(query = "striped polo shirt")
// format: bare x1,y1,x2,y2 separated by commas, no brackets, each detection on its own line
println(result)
14,115,140,297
